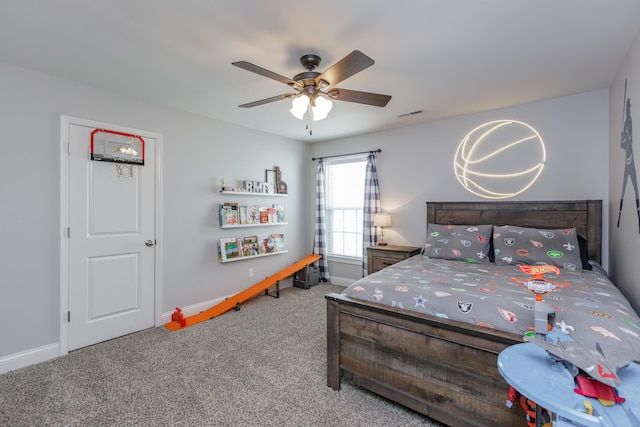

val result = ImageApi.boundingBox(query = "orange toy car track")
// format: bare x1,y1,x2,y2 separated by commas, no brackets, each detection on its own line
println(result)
165,254,321,330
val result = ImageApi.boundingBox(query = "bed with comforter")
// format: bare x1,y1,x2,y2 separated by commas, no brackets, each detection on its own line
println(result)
326,200,640,426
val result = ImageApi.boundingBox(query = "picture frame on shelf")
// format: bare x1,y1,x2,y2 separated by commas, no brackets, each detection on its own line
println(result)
265,169,276,194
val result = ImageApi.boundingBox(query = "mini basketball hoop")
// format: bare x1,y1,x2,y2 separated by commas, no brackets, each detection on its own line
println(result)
91,128,144,166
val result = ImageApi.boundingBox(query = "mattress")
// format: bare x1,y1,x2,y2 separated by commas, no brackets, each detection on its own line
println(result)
343,256,640,356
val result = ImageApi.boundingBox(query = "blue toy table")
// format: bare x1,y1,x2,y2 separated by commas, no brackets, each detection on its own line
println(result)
498,343,640,427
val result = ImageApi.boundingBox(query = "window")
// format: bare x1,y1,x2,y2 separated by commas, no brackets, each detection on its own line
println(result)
325,157,367,258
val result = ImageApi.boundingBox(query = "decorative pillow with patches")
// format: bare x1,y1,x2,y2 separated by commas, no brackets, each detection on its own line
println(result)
493,225,582,271
423,224,492,263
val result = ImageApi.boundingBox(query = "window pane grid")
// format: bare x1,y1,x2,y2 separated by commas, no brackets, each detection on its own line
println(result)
327,208,363,257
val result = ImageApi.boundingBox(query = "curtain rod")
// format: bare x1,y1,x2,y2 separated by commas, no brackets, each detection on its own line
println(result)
312,149,381,161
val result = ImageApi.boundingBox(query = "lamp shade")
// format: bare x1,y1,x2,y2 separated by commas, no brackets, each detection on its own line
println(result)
373,213,392,228
290,95,309,120
290,94,333,122
312,96,333,121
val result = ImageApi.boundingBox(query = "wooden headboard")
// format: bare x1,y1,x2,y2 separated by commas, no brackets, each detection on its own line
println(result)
426,200,602,264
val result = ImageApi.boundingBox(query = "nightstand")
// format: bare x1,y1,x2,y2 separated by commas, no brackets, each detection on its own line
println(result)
366,245,422,275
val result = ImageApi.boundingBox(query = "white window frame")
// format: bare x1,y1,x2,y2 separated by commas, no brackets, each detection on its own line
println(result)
324,156,367,261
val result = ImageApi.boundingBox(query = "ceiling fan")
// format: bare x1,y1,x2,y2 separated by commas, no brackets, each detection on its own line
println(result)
232,50,391,134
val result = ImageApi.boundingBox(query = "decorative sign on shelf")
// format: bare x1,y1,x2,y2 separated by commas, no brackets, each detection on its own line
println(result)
219,166,288,194
244,180,272,193
275,166,288,194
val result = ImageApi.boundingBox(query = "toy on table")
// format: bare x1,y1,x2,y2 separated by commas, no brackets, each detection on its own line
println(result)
511,264,569,335
506,265,638,425
499,343,640,427
514,264,635,397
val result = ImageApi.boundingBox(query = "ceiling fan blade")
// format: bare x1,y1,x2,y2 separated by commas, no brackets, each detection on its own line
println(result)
232,61,297,86
238,94,296,108
327,88,391,107
316,50,374,87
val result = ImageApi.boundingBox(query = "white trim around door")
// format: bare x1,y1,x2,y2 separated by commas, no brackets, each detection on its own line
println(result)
59,115,163,356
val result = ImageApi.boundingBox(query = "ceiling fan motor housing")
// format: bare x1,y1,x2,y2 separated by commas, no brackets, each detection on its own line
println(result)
300,54,321,71
293,71,320,85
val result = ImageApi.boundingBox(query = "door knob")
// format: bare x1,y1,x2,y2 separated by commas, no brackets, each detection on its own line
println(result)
145,240,156,247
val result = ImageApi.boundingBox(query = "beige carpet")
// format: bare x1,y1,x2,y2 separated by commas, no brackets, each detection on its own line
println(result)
0,284,445,426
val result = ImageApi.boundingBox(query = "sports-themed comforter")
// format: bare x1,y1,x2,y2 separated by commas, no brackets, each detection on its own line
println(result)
343,256,640,356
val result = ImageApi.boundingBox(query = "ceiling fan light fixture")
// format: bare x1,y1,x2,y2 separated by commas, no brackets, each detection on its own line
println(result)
311,96,333,121
290,95,310,120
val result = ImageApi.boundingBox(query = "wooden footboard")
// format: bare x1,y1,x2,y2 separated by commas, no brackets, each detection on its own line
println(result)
326,292,524,427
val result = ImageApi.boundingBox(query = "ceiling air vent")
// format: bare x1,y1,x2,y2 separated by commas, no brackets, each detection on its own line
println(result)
398,110,423,118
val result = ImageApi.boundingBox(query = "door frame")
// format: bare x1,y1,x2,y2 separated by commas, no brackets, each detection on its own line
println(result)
59,115,163,356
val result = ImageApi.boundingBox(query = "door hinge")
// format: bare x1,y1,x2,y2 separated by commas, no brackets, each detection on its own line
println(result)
67,311,71,322
66,227,71,238
67,142,71,155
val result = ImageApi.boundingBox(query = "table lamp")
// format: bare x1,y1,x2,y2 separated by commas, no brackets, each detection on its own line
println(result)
373,213,392,245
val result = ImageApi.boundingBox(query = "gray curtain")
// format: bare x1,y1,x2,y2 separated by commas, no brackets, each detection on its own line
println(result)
362,153,381,276
314,160,330,282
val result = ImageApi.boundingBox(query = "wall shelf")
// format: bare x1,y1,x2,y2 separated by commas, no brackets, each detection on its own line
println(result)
219,191,287,197
220,222,288,229
219,250,288,263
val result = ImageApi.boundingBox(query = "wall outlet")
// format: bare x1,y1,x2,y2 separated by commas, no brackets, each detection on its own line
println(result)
248,268,254,278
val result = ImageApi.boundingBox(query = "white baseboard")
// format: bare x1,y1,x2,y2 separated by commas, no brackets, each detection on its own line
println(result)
0,343,60,374
326,276,354,287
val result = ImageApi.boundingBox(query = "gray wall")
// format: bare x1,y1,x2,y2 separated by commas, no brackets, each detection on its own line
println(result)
309,90,610,286
609,29,640,313
0,62,309,364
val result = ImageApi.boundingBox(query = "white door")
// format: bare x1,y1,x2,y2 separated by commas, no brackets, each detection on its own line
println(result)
66,121,156,351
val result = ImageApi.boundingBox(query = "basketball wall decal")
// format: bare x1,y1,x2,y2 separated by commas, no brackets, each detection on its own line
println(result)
453,120,546,199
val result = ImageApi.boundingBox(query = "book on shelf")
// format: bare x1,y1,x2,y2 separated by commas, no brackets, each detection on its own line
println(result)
237,238,246,257
239,206,247,224
219,203,239,226
219,233,288,260
259,208,269,224
271,233,285,252
247,205,260,224
267,207,278,223
273,204,286,223
243,235,260,257
220,201,286,226
256,234,269,254
220,237,240,260
257,234,274,253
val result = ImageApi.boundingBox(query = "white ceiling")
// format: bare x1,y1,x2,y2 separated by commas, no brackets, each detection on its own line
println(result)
1,1,639,142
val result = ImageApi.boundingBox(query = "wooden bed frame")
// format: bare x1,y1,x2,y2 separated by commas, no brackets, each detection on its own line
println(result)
326,200,602,426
